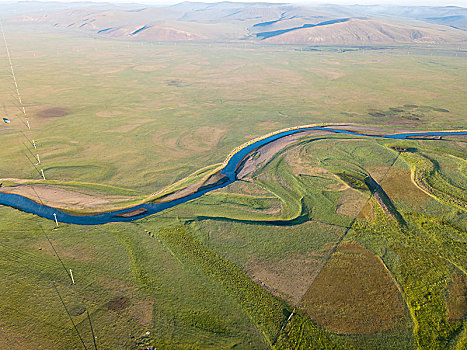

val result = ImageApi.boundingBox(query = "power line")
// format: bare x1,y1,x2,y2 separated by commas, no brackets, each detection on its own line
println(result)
1,20,45,178
1,20,29,128
42,226,73,282
52,281,89,350
1,20,98,350
87,309,98,350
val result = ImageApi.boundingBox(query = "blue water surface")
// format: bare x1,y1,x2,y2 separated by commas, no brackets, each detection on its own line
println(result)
0,126,465,225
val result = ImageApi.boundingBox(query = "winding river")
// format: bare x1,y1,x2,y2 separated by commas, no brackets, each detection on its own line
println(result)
0,126,465,225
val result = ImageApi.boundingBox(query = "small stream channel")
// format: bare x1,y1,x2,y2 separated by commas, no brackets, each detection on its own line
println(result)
0,126,465,225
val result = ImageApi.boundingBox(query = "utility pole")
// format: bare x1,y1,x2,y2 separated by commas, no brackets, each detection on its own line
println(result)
41,169,46,180
87,310,98,350
69,269,75,284
53,213,59,227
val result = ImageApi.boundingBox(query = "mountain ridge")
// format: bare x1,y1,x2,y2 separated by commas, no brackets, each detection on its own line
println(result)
9,2,467,44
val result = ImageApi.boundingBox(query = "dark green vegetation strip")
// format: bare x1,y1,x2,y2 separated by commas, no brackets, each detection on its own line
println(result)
154,225,318,344
274,312,335,349
147,224,336,349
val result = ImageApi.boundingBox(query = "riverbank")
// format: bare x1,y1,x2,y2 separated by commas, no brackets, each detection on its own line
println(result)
0,125,465,224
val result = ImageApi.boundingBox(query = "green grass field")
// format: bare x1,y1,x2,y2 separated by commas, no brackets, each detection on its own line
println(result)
0,23,466,349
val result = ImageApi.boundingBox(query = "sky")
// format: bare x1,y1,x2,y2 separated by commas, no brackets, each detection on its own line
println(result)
1,0,466,6
133,0,467,5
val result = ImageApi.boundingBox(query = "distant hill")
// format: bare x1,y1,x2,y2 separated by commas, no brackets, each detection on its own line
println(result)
338,5,467,30
10,1,467,44
262,18,466,45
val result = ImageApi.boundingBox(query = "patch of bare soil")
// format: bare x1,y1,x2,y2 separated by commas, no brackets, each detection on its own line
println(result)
246,250,328,305
446,270,467,321
115,208,148,218
0,184,131,211
107,296,130,312
237,130,324,179
300,242,409,334
159,171,228,203
96,276,154,327
36,107,69,118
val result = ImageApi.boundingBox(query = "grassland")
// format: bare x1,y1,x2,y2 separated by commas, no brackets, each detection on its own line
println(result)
1,24,466,192
0,23,466,349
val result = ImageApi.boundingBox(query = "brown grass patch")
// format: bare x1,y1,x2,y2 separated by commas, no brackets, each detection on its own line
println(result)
95,276,153,326
246,251,327,305
238,130,324,179
381,167,431,208
96,110,123,118
366,165,394,183
30,238,97,264
218,180,271,197
306,67,345,80
446,270,467,321
133,65,166,72
105,118,152,133
107,296,130,312
257,120,281,130
36,107,69,118
300,242,408,334
0,325,46,350
357,198,376,221
336,188,367,217
130,299,154,327
179,126,225,152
